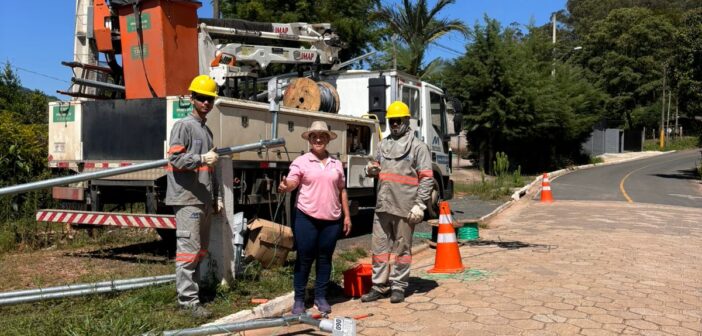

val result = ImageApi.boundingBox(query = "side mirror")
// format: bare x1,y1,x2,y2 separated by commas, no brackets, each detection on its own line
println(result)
453,113,464,135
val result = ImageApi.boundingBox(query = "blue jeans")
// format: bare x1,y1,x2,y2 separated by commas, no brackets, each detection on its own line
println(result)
292,210,342,301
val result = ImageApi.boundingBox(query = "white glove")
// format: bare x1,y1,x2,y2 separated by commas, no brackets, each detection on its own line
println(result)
214,197,224,213
201,148,219,166
365,160,381,176
407,204,426,224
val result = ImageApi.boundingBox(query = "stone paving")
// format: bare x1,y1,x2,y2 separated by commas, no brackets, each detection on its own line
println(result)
242,200,702,335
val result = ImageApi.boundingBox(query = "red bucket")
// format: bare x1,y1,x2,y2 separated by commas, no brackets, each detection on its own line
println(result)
343,264,372,298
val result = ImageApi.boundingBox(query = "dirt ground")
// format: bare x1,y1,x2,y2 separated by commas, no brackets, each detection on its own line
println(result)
0,236,173,291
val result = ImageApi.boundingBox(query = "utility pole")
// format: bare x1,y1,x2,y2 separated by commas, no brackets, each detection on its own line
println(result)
392,34,398,71
213,0,220,19
666,92,672,143
551,13,557,77
674,97,679,139
660,64,666,150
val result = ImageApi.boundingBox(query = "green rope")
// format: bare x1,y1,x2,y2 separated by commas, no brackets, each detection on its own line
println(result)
418,269,490,281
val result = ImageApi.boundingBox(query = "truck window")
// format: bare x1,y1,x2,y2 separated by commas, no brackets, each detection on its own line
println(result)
430,92,446,136
401,86,420,119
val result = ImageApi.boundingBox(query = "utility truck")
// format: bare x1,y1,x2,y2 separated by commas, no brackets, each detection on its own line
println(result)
40,0,459,239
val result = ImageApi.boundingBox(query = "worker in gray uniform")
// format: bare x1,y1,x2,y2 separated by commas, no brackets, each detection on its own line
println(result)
361,101,433,303
165,75,220,318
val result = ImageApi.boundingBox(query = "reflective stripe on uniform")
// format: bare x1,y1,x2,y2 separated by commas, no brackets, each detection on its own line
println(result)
372,253,391,263
437,233,457,243
418,169,433,180
166,164,213,172
176,252,198,262
379,173,419,186
396,255,412,264
168,145,186,154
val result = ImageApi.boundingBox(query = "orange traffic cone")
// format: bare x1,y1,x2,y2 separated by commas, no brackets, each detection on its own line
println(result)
428,201,465,274
540,173,554,203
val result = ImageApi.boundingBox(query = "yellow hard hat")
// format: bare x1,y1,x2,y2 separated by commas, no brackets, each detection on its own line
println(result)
188,75,218,97
386,101,410,119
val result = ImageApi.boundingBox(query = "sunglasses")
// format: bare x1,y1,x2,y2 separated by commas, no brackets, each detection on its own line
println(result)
388,118,404,125
193,94,215,104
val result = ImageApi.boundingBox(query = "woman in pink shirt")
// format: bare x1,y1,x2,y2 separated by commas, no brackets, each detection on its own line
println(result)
278,120,352,315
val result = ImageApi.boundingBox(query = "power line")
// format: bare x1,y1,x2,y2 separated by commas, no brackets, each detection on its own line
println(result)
11,65,69,83
433,43,464,57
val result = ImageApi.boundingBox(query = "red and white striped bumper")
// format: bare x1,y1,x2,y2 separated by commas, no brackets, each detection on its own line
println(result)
36,209,176,229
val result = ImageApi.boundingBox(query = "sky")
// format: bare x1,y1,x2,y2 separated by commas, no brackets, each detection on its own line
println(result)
0,0,566,99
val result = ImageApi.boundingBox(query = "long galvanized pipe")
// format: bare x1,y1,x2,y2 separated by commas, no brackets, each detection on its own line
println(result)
0,138,285,197
0,278,174,306
0,274,175,300
161,314,321,336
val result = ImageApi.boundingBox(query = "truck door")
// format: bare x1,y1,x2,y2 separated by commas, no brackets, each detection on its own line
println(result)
400,84,421,138
424,87,450,177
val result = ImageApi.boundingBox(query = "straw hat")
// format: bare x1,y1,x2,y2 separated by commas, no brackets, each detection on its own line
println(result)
302,120,338,140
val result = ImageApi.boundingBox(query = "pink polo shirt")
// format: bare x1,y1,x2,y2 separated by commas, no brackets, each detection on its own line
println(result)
287,152,345,221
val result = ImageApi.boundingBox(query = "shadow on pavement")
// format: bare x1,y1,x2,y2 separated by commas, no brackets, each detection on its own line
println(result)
406,277,439,297
461,239,556,251
651,167,700,180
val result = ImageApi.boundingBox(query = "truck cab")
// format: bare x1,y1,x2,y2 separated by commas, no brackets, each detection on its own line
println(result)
322,70,455,216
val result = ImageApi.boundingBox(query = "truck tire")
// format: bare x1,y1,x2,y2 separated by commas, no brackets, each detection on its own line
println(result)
426,177,441,219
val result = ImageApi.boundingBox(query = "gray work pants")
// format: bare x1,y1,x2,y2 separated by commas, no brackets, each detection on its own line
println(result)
174,204,212,307
371,212,415,292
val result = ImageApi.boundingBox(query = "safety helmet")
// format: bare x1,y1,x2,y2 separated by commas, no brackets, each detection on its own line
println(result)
386,101,411,119
188,75,218,97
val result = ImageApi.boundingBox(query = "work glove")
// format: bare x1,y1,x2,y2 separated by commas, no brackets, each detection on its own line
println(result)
201,148,219,166
214,197,224,213
407,203,426,224
365,160,381,177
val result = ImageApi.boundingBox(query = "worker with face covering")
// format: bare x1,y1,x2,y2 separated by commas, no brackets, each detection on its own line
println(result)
361,101,433,303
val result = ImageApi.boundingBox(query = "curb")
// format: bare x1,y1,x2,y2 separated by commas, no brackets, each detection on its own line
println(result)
209,151,673,325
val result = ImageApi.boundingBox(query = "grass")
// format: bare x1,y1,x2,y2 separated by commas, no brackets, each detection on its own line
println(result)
0,234,368,335
643,136,700,151
455,171,531,201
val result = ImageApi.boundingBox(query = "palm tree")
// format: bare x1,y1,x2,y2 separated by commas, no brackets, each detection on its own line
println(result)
375,0,468,77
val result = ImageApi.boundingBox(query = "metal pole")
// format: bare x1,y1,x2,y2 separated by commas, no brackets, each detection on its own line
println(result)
0,274,174,300
161,314,315,336
71,77,126,92
666,92,672,143
551,13,557,77
0,139,285,197
0,278,174,306
660,65,666,150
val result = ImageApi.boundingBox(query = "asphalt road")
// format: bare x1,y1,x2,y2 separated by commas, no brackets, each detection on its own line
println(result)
551,149,702,208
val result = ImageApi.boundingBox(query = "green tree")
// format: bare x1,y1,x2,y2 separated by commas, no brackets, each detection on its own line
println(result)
373,0,468,76
218,0,382,62
673,8,702,124
444,17,605,173
579,7,677,128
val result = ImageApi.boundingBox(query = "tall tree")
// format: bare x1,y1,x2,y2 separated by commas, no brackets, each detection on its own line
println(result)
673,8,702,123
444,17,605,172
579,7,677,128
374,0,468,76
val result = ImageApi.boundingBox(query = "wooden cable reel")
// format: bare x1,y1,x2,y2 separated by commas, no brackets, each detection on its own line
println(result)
282,77,340,113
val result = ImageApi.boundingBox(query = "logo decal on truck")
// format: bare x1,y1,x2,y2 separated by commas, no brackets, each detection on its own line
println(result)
53,106,75,122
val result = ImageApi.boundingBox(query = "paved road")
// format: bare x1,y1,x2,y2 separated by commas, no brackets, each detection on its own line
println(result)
242,200,702,335
552,150,702,208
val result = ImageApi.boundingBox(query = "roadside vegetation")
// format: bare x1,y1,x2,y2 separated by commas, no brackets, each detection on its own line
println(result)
455,152,528,201
643,136,701,151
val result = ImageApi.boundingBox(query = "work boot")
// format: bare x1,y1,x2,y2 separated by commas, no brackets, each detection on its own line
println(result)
291,300,306,315
390,290,405,303
182,304,212,319
360,289,385,303
314,298,332,314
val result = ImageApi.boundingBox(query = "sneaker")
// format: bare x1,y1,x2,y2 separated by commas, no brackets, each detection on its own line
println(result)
360,289,385,303
390,290,405,303
182,304,212,319
291,300,306,315
314,298,331,314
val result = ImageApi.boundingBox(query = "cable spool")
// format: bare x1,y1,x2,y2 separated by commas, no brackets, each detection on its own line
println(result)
283,77,340,113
